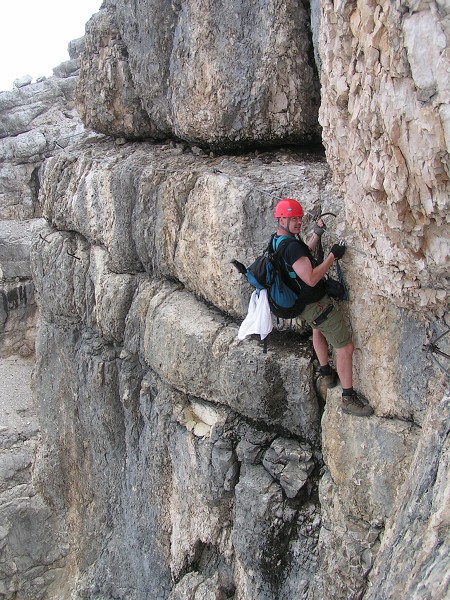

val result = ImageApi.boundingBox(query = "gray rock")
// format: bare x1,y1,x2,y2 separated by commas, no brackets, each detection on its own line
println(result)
0,75,95,225
37,141,337,317
0,356,68,599
312,388,422,598
233,463,319,598
68,36,86,60
52,58,81,79
0,280,37,358
0,494,68,598
76,10,156,139
263,437,315,498
13,75,33,89
366,386,450,600
1,1,448,598
0,219,41,359
235,439,264,464
0,219,44,280
212,445,236,479
77,0,321,147
310,0,322,73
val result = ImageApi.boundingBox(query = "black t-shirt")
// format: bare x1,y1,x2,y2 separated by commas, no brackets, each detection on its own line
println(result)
274,235,327,304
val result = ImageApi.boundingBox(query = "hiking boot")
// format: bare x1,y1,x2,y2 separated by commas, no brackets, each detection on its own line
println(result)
341,392,374,417
321,368,339,389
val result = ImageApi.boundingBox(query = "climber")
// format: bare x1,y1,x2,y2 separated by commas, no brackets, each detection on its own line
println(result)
273,198,373,417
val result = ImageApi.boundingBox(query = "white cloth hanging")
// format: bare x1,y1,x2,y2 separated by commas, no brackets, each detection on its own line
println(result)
238,289,273,341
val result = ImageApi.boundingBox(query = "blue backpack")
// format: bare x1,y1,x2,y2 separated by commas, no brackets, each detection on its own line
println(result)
233,235,305,320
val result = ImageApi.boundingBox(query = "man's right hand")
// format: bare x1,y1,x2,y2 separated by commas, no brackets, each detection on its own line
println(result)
313,219,327,237
330,241,346,259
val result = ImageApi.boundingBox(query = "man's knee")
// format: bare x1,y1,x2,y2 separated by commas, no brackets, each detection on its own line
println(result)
337,341,354,357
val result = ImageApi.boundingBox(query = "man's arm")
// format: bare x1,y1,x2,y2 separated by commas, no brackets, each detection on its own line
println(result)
293,241,345,287
306,218,326,251
292,253,335,287
307,231,321,252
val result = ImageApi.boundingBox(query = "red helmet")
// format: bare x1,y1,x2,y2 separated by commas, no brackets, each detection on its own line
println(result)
274,198,304,218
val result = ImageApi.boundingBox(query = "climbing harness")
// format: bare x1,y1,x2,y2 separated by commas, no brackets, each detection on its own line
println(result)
423,328,450,377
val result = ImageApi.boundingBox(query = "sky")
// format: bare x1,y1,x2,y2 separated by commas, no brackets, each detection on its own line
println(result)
0,0,102,91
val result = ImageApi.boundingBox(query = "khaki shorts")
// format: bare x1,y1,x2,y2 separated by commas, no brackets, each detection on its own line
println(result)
298,295,352,349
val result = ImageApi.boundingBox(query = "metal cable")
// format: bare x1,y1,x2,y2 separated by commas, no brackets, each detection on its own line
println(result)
423,328,450,377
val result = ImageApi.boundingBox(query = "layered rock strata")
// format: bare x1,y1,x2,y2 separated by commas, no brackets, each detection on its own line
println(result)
0,40,102,357
27,138,447,599
1,0,449,599
0,219,43,357
30,143,330,598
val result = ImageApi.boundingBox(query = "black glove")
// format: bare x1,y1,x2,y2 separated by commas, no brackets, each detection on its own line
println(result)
231,259,247,275
313,222,327,237
330,241,346,259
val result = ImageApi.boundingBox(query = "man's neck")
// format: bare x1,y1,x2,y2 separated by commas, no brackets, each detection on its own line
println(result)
276,229,295,236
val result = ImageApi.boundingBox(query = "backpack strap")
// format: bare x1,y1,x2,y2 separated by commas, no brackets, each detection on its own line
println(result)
271,234,295,254
271,236,300,284
266,236,305,300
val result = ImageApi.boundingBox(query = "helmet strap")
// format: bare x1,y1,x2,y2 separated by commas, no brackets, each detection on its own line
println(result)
277,218,295,235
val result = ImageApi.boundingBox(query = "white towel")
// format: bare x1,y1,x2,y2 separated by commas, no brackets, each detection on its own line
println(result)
238,289,273,341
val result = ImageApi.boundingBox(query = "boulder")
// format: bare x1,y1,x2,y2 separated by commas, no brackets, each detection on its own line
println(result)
76,1,321,147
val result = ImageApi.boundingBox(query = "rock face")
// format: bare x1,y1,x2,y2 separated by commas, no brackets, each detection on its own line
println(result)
0,219,43,357
0,356,68,600
318,0,449,312
1,1,449,599
0,41,101,357
76,0,322,147
365,383,450,600
76,10,156,139
28,144,329,599
0,48,87,220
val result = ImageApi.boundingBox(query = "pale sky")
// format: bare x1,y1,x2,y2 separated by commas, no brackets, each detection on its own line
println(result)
0,0,102,91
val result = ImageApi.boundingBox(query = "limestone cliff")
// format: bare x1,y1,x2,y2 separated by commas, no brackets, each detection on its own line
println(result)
76,0,321,147
0,38,100,358
0,1,448,599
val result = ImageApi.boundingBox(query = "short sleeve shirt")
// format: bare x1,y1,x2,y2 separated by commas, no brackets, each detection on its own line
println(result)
274,235,327,304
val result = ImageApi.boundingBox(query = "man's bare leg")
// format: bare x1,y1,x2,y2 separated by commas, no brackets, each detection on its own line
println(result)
312,328,330,367
335,341,354,389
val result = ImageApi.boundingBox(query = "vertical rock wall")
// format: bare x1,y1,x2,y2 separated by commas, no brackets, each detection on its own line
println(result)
30,144,335,598
319,0,449,310
315,2,449,597
1,0,448,599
